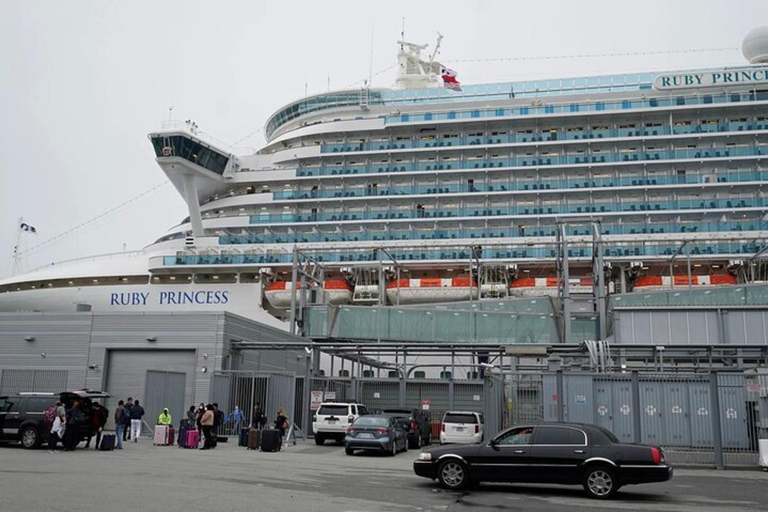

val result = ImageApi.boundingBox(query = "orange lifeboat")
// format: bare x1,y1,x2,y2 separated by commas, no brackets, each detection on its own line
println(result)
633,274,736,292
264,279,353,309
385,277,478,305
509,277,596,297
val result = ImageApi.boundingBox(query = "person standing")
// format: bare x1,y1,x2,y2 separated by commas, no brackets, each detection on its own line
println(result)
186,405,196,429
48,413,65,453
114,400,126,449
200,404,214,450
229,405,244,434
85,403,108,449
253,402,265,430
123,398,134,442
274,407,289,443
212,403,224,448
63,400,84,451
195,402,205,431
130,399,145,442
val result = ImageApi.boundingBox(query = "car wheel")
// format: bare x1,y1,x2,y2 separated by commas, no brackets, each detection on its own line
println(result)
403,439,408,453
345,446,354,456
314,435,324,445
411,433,421,450
438,460,468,490
21,427,39,449
389,441,397,456
583,466,618,499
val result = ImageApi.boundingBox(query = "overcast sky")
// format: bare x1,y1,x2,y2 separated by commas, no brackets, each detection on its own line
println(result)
1,0,767,278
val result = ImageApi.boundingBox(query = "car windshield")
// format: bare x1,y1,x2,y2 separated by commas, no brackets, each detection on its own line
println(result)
443,413,477,424
354,416,389,427
318,405,349,416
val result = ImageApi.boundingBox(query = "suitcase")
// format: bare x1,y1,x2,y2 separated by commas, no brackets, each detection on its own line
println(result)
260,429,281,452
99,434,116,451
217,436,228,443
154,425,170,445
167,426,175,446
239,428,249,447
184,429,200,449
178,426,188,448
247,428,261,450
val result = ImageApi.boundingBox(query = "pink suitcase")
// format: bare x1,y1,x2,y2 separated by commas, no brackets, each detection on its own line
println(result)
184,429,200,449
154,425,170,445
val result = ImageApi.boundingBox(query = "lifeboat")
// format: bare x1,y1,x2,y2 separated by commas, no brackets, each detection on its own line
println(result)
264,279,353,309
352,284,381,304
633,274,737,292
385,277,478,305
509,277,596,297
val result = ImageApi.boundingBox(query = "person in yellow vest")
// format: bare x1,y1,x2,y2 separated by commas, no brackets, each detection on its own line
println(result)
157,408,172,426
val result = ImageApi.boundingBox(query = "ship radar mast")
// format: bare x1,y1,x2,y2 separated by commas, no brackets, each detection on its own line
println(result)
395,32,445,89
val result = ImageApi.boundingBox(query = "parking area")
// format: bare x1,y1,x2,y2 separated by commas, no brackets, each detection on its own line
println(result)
1,439,767,512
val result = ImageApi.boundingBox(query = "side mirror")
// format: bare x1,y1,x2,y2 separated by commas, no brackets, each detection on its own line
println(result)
489,438,499,448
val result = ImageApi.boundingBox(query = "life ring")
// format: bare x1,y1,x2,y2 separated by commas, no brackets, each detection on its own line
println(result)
162,146,172,156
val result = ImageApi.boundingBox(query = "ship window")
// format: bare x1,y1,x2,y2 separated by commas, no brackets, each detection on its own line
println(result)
447,112,456,119
424,113,433,120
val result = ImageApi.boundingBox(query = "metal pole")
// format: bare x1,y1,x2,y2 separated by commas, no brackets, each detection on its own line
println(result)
687,252,692,292
556,370,565,422
302,352,311,434
449,351,455,410
560,223,572,344
592,222,607,340
709,371,725,470
289,247,300,335
631,371,641,443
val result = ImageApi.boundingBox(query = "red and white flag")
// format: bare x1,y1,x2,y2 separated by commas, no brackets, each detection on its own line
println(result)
441,68,462,91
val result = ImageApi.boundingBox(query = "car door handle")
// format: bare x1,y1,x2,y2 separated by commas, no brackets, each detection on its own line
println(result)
573,450,586,454
514,449,526,454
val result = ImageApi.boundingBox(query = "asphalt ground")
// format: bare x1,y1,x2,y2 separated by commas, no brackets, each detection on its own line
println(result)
1,437,767,512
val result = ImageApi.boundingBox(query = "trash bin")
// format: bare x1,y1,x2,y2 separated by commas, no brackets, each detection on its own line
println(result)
759,439,768,469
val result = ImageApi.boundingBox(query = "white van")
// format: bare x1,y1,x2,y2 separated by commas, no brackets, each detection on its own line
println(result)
440,411,484,444
312,402,369,444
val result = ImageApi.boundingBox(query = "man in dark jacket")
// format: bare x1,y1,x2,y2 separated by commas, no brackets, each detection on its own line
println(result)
130,399,145,442
123,397,133,442
85,403,108,449
212,403,224,448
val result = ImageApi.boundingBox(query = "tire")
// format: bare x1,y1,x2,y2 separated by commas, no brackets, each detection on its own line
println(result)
21,426,39,449
388,441,397,456
582,466,618,499
345,446,354,456
411,433,422,450
403,439,408,453
314,435,324,445
437,459,468,490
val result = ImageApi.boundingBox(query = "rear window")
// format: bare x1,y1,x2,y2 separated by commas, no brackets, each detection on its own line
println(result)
535,427,586,445
318,405,349,416
443,413,478,424
354,416,389,427
24,397,56,413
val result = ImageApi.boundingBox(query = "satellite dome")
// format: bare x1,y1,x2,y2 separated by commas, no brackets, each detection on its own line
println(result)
742,26,768,64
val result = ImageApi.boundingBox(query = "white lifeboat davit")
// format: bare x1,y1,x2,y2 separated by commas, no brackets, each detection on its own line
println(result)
264,279,353,309
509,277,596,297
385,277,478,305
632,274,736,292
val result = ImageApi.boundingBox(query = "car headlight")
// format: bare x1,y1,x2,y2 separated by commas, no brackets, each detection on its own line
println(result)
418,452,432,461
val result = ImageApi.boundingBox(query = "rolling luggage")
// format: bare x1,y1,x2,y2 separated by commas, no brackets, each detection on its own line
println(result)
247,428,261,450
154,425,172,446
99,434,116,451
184,429,200,449
239,428,249,447
167,426,175,446
178,426,188,448
260,429,281,452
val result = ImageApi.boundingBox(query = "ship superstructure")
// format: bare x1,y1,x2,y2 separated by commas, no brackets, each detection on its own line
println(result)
3,29,768,329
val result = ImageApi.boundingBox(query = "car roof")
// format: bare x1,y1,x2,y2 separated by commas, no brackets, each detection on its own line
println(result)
318,402,362,406
61,389,111,399
443,411,481,415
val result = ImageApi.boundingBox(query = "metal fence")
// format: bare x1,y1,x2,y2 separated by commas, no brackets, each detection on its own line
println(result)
209,368,768,468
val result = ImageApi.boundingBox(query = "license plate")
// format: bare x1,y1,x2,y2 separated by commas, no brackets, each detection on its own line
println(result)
455,427,465,432
327,419,336,423
358,433,373,439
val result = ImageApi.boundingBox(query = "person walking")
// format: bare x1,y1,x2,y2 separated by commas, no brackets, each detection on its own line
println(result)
274,407,289,445
200,404,215,450
123,398,134,442
229,405,244,434
157,408,172,426
130,399,145,442
114,400,126,449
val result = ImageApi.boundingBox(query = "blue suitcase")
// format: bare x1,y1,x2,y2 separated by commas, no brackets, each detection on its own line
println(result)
99,434,116,451
239,428,249,447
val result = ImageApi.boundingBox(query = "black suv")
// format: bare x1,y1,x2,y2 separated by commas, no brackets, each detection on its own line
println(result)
0,390,110,449
381,408,431,449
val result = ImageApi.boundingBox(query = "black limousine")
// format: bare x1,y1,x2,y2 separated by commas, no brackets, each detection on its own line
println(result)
413,422,672,499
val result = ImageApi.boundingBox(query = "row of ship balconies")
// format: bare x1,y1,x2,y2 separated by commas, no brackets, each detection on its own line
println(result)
219,219,767,246
320,120,767,154
161,241,762,268
295,145,765,177
272,169,768,201
248,197,766,225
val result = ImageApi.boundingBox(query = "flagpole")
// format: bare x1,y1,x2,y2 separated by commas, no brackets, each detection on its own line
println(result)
12,217,23,276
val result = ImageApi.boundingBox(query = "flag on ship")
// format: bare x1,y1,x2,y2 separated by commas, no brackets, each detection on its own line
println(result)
441,68,461,91
20,222,37,234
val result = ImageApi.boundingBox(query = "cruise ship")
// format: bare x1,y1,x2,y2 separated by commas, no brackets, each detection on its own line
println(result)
3,29,768,333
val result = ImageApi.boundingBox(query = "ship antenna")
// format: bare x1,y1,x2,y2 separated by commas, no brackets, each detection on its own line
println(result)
429,32,443,63
167,106,173,122
368,20,375,88
400,17,405,51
